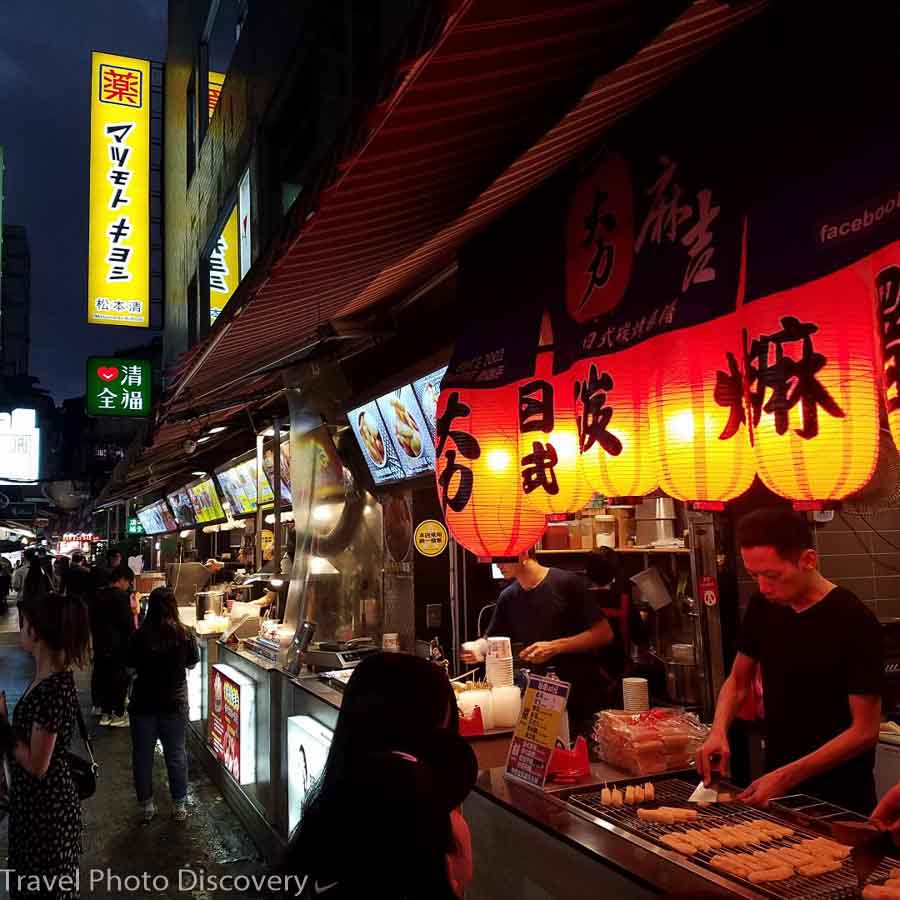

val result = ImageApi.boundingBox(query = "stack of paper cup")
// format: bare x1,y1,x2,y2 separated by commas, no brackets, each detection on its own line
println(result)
485,636,514,687
622,677,650,713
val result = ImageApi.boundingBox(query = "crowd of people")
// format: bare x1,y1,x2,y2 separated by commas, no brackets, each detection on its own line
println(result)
0,547,199,898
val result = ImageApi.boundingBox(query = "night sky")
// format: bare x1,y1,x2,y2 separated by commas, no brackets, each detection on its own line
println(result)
0,1,166,402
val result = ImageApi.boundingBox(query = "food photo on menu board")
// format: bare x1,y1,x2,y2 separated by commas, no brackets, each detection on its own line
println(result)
348,401,405,485
375,385,436,479
410,366,447,444
187,477,226,523
136,505,163,535
158,500,178,532
261,438,291,504
167,487,196,527
216,458,257,516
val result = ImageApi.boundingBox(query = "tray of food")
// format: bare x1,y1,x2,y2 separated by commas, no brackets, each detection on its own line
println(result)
557,774,900,899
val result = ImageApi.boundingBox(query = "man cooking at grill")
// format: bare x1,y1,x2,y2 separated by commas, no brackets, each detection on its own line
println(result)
698,508,883,813
462,549,614,734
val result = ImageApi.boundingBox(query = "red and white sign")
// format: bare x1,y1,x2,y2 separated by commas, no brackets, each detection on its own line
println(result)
700,574,719,608
208,664,256,785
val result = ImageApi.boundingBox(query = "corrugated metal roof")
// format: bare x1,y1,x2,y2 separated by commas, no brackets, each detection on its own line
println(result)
164,0,769,414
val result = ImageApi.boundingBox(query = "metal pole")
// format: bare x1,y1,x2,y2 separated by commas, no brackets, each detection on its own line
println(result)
255,433,264,572
273,417,282,577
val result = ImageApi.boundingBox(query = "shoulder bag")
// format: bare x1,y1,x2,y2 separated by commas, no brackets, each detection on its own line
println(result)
67,702,99,801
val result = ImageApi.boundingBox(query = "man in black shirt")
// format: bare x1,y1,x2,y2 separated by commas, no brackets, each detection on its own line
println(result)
91,565,136,728
698,508,882,812
463,552,614,733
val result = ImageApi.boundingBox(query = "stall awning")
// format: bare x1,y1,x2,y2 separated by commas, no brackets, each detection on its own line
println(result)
163,0,768,417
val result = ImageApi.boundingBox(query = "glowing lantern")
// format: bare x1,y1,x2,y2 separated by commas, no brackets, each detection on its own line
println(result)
871,241,900,454
435,384,547,560
573,343,658,500
518,320,593,518
648,316,755,506
745,264,880,503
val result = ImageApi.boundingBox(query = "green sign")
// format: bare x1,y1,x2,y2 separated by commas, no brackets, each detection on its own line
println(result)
127,516,145,535
86,357,151,417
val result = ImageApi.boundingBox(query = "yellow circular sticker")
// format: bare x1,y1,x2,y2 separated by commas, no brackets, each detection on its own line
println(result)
414,519,448,558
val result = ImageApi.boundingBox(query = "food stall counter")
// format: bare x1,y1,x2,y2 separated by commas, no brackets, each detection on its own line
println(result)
466,766,900,900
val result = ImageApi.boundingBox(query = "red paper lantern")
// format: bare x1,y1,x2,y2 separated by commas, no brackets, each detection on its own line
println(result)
745,265,880,503
648,316,755,505
519,349,593,518
573,344,659,500
871,241,900,457
435,384,547,560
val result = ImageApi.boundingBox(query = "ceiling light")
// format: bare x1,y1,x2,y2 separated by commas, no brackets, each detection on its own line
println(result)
197,436,211,444
191,471,206,477
207,426,227,434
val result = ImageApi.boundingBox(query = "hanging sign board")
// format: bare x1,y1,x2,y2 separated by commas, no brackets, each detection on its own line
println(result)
86,357,151,417
87,52,151,328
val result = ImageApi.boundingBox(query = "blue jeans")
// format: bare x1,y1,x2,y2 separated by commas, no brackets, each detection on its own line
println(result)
130,713,188,804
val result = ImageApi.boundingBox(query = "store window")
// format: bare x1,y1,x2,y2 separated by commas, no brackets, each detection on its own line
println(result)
204,0,247,129
208,167,252,325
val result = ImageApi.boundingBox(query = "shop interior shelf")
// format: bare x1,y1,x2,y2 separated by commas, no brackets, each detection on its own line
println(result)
536,547,692,555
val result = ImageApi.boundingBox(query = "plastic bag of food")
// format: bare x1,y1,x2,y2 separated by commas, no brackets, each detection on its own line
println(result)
591,708,708,775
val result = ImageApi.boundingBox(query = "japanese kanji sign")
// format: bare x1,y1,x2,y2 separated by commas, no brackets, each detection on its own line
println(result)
86,357,151,418
210,205,240,324
208,70,226,120
88,52,151,328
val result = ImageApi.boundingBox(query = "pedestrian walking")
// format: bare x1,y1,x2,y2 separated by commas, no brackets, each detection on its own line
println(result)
128,587,198,823
0,565,11,615
10,556,27,605
90,565,135,727
0,590,91,900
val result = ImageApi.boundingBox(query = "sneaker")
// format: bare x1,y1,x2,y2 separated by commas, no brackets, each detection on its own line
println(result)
91,706,101,716
99,714,111,726
109,713,129,728
140,800,155,824
173,801,188,822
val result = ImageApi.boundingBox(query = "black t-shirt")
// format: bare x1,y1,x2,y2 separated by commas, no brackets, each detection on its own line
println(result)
487,568,607,725
91,586,135,659
738,586,883,812
128,628,200,716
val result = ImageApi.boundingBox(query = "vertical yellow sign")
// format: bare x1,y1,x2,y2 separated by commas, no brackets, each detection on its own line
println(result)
88,52,151,328
208,71,226,120
209,205,240,324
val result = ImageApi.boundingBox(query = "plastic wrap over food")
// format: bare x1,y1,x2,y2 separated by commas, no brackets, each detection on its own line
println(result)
591,708,708,775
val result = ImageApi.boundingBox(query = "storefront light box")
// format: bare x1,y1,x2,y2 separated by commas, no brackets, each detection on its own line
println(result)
347,366,446,487
0,408,40,484
209,664,256,786
287,716,333,833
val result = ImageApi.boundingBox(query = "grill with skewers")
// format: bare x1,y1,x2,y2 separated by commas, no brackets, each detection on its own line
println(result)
558,776,899,899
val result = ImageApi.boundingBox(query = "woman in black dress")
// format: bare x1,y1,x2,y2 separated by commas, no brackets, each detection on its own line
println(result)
0,591,91,899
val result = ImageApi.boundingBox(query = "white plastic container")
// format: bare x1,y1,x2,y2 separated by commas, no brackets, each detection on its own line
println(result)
492,686,523,729
457,688,494,730
630,566,672,611
593,515,617,549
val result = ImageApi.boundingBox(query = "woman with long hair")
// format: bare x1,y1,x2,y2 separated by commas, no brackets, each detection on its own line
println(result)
128,587,198,822
282,653,478,899
0,591,91,900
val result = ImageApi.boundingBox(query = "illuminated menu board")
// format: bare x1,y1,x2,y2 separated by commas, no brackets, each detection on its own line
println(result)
215,455,260,517
136,498,177,534
185,476,226,524
166,486,196,527
347,366,446,487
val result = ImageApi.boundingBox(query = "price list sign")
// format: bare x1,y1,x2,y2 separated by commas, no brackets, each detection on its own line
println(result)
505,674,571,789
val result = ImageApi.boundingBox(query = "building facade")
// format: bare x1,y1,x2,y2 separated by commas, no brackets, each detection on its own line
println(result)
0,224,30,378
163,0,425,367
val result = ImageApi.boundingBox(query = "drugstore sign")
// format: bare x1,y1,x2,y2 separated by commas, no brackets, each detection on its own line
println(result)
87,51,151,328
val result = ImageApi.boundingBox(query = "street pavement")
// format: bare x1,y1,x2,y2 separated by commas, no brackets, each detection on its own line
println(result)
0,642,272,899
